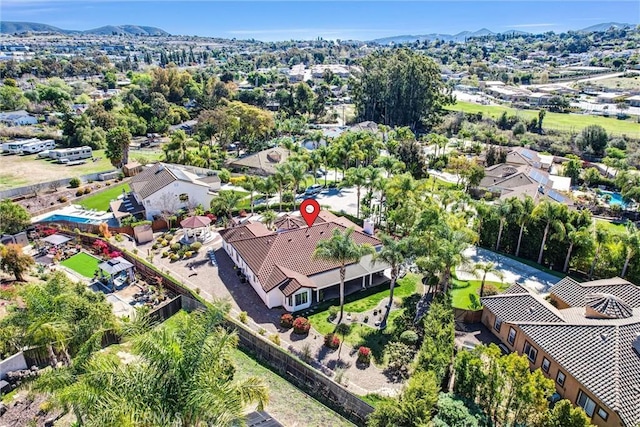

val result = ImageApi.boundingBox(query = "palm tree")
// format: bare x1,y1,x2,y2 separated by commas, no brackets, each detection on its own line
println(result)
532,201,567,265
210,191,242,223
27,320,72,367
284,161,309,209
313,228,375,326
473,201,495,247
493,198,513,252
373,234,408,329
273,168,292,212
513,196,535,257
240,176,261,215
36,308,268,426
589,223,609,279
260,177,278,209
620,222,640,277
317,145,330,187
563,223,593,273
472,262,505,297
342,167,371,219
261,210,277,230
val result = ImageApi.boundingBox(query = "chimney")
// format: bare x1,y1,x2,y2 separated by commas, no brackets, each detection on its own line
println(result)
363,218,374,235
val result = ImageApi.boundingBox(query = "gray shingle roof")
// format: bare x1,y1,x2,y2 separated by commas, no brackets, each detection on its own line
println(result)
551,276,640,308
481,293,565,323
586,293,634,319
519,322,640,427
502,282,530,294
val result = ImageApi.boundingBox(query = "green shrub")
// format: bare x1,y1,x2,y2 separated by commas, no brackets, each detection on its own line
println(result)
258,328,266,335
190,242,202,251
269,334,281,346
83,187,92,194
161,251,169,258
184,251,193,258
170,243,181,251
69,177,81,188
357,346,372,364
324,333,340,349
280,313,294,329
169,253,179,261
238,311,248,323
114,234,124,242
218,168,231,183
328,306,338,321
75,190,84,197
161,240,169,247
57,196,68,203
478,283,499,297
400,330,419,346
281,191,294,203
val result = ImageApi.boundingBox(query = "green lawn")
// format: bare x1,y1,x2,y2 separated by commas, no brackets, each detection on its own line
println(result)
80,183,130,211
451,279,508,309
595,218,627,236
60,252,102,278
447,101,640,136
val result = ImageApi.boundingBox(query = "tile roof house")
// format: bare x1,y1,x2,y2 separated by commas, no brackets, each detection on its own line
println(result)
226,146,290,176
481,279,640,427
220,212,386,312
126,163,221,220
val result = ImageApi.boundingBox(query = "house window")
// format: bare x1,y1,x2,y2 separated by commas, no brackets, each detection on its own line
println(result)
507,327,516,345
597,408,608,420
523,341,537,363
294,291,308,307
541,357,550,372
556,371,566,386
494,317,502,332
287,296,292,306
577,390,596,417
179,193,189,202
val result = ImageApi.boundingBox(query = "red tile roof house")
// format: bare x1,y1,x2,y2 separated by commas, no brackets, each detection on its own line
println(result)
219,211,387,312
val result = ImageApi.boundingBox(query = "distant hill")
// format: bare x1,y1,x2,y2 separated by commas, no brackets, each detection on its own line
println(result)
578,22,634,32
370,22,637,45
0,21,170,36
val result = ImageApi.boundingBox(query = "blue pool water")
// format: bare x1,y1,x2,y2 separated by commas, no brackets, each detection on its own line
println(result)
600,190,627,208
40,214,101,224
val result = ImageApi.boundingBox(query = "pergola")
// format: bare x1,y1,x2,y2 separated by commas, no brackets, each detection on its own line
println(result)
180,215,213,244
41,234,71,247
97,257,135,290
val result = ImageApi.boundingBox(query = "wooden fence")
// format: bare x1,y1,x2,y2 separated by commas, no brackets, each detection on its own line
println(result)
454,308,483,324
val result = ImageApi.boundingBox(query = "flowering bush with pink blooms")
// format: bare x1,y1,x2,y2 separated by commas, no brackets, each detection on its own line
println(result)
292,317,311,335
357,346,371,364
280,313,294,329
324,333,340,349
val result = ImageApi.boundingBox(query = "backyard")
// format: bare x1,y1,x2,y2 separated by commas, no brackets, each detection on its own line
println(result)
450,278,508,309
447,100,640,136
80,183,130,211
60,252,102,278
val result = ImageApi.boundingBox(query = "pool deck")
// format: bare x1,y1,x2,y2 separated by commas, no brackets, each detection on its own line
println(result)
32,204,113,224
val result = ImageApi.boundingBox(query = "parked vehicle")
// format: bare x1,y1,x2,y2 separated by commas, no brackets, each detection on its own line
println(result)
49,146,93,163
21,139,56,155
304,184,323,196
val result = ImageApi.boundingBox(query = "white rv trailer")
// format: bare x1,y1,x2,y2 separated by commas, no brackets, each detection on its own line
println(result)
3,139,39,155
21,139,56,155
48,146,93,163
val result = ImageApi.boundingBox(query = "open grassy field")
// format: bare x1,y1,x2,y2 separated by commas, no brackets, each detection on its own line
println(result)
80,183,130,211
447,101,640,136
587,76,640,91
60,252,102,278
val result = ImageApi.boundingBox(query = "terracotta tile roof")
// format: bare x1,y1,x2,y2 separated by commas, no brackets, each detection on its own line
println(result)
276,265,317,297
550,276,640,308
224,214,380,293
273,214,306,230
218,222,272,243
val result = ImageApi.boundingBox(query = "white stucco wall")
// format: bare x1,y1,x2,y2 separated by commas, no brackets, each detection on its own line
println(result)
142,181,215,220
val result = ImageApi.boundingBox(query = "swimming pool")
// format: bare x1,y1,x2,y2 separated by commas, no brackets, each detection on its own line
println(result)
40,214,103,224
600,190,627,208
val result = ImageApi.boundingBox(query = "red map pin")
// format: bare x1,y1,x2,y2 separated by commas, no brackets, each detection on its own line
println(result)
300,198,320,227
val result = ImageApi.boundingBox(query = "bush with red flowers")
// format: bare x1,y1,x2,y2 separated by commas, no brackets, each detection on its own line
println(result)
357,346,371,365
324,333,340,349
292,317,311,335
280,313,294,329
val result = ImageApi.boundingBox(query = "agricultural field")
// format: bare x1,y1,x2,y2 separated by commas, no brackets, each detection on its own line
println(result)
447,101,640,136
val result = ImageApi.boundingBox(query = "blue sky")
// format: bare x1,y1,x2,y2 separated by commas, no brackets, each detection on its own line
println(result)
1,1,639,41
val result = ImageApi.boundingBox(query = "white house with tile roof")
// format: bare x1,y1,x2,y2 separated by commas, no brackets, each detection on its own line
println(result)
220,212,386,312
481,277,640,427
127,163,221,220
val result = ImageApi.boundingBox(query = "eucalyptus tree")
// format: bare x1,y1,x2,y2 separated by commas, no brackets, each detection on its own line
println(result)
313,228,375,326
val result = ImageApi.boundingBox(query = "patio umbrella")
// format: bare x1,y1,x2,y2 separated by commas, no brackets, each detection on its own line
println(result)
180,215,212,229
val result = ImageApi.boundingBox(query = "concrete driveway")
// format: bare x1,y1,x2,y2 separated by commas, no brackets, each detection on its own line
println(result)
301,187,359,217
456,246,562,294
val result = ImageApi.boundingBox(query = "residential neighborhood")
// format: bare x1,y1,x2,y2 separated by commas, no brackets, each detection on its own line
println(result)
0,4,639,427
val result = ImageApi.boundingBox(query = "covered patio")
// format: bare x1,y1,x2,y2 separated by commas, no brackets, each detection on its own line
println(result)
180,215,214,244
96,257,135,291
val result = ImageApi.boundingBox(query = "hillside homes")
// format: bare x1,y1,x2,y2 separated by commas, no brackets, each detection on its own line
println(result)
481,277,640,427
220,211,387,312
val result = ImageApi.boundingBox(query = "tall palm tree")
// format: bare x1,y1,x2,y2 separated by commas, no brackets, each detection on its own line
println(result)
563,223,593,273
532,201,567,265
620,221,640,277
36,308,268,427
342,167,371,219
210,191,242,223
313,228,375,326
373,234,408,329
473,201,495,247
493,198,513,252
260,176,278,209
317,145,330,187
589,223,609,279
284,161,309,209
240,176,261,215
472,261,505,298
273,167,292,212
513,196,535,257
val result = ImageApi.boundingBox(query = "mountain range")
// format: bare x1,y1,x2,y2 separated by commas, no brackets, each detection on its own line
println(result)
370,22,634,45
0,21,170,36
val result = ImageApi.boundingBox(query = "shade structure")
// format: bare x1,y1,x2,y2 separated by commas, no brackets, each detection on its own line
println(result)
42,234,71,246
98,256,134,275
180,215,212,229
